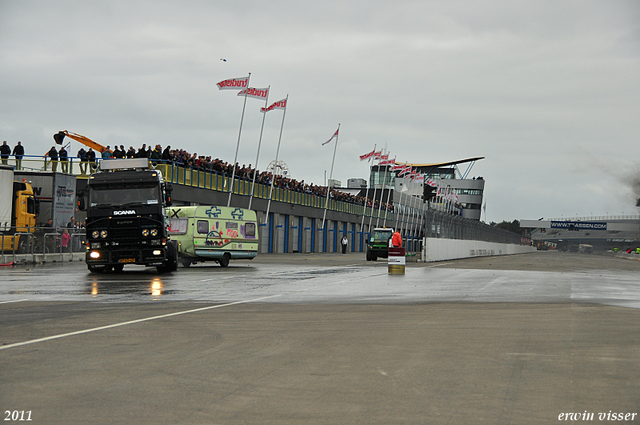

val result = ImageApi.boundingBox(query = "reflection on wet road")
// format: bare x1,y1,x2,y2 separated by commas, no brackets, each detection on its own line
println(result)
2,259,640,309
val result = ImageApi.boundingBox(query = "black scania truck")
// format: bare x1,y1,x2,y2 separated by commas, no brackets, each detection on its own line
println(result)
78,158,178,273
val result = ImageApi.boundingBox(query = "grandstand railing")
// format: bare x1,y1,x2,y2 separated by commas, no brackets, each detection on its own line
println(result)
156,163,395,221
8,156,397,222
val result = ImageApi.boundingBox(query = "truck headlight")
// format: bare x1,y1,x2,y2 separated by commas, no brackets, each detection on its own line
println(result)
152,250,162,256
142,229,149,237
100,230,108,239
89,251,100,259
150,229,158,237
92,231,100,239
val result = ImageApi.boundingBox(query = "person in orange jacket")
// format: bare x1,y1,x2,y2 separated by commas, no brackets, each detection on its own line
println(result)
392,230,402,247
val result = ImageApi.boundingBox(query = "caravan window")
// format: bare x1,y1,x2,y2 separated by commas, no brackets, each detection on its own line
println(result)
197,220,209,234
245,222,256,237
168,218,188,235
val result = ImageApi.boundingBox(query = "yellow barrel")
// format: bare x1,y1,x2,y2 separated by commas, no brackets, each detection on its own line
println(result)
388,247,405,275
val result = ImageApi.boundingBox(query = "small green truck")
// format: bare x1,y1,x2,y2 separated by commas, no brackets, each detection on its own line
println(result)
366,227,393,261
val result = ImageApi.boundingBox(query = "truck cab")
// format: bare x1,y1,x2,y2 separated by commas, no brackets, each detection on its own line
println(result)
1,165,38,254
78,158,178,273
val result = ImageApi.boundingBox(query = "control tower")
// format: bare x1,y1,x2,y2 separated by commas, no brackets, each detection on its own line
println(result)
370,157,485,220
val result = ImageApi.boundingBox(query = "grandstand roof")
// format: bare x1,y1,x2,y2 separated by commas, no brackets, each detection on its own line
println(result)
400,157,485,168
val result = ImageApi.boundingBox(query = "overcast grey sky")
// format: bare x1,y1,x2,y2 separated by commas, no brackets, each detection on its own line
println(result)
1,0,639,223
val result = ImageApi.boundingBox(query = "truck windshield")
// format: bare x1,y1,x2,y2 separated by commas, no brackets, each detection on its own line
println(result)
90,183,161,207
371,231,392,242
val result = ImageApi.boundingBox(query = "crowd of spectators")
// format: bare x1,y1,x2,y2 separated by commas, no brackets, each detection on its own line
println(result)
93,143,395,212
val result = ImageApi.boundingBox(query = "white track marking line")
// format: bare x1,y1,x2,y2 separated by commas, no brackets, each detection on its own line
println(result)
0,294,282,351
0,269,387,351
0,299,29,305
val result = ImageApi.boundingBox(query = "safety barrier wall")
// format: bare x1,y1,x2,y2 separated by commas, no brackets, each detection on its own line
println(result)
423,238,536,262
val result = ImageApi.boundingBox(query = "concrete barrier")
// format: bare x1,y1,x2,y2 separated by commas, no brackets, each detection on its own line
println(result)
423,238,535,262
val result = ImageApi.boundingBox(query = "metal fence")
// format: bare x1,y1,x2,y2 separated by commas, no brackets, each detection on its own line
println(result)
1,229,86,257
424,208,522,244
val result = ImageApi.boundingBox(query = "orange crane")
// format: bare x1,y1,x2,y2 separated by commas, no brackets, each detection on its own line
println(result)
53,131,106,153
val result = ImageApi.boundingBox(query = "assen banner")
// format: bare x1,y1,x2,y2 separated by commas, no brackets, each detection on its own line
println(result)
550,221,607,230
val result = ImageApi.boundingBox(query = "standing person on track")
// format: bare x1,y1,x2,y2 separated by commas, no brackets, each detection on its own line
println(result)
392,230,402,248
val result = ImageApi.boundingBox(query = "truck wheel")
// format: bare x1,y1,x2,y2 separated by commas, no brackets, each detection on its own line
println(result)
169,241,179,271
157,243,179,273
88,265,105,273
366,251,372,261
156,265,171,273
219,253,230,268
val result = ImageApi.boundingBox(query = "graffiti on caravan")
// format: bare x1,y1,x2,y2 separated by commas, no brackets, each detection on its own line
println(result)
550,221,607,230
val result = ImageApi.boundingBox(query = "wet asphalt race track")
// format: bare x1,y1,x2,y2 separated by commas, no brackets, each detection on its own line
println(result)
1,251,640,424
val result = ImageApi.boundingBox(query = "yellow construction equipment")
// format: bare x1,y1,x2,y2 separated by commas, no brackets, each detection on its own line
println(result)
53,131,106,153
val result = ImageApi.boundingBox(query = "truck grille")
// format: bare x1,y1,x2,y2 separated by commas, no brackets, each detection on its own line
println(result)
106,216,162,247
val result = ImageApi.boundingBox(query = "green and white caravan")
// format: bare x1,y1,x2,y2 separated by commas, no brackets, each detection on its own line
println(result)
166,206,258,267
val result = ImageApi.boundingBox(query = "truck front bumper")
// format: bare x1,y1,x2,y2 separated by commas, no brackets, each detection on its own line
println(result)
86,246,169,266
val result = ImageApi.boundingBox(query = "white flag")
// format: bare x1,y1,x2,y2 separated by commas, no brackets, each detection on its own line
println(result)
238,87,269,100
217,76,249,90
322,127,339,146
261,98,287,112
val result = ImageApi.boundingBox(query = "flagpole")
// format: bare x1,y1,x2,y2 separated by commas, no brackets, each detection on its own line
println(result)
406,182,415,251
400,178,410,238
248,85,270,211
265,94,289,227
382,156,395,227
409,181,420,252
406,180,416,246
321,123,340,230
393,161,411,232
375,149,388,228
360,144,376,242
367,153,381,231
227,72,251,207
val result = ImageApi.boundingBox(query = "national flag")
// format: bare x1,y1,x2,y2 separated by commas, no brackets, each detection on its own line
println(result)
359,149,375,161
398,167,412,176
217,76,249,90
238,87,269,100
390,164,406,171
322,127,339,146
261,98,287,112
380,153,389,161
373,150,382,159
379,159,394,165
414,174,424,182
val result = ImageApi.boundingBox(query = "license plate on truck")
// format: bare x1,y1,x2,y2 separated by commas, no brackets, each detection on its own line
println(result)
119,258,135,263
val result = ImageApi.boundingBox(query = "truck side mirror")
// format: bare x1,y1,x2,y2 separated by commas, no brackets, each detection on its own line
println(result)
165,184,173,207
77,190,86,211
